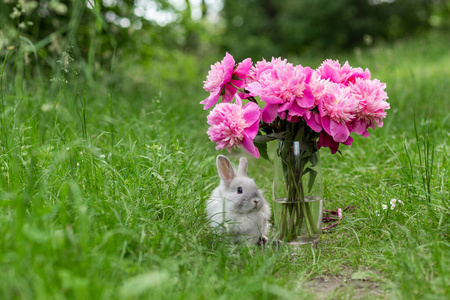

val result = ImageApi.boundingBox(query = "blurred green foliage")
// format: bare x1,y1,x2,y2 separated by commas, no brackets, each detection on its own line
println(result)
0,0,216,83
222,0,450,58
0,0,449,77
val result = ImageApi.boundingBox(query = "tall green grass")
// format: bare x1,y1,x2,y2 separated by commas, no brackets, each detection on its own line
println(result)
1,30,449,299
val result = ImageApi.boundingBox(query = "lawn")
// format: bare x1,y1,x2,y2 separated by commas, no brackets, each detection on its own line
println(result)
0,31,449,299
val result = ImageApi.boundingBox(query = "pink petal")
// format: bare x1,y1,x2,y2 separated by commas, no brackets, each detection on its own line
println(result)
234,58,252,78
318,131,340,154
200,90,221,110
261,95,284,105
305,66,313,81
296,86,315,108
241,135,260,158
352,119,368,136
285,100,309,117
223,84,237,103
229,79,245,89
262,104,278,123
287,115,299,122
330,120,350,143
234,94,243,106
278,101,292,112
318,100,326,117
245,118,260,140
305,113,322,132
342,136,354,146
321,64,340,83
320,115,331,135
238,91,250,99
243,102,261,126
376,119,384,128
222,52,236,83
245,82,261,97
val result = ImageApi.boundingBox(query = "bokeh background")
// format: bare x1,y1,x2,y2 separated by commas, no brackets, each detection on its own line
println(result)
1,0,450,82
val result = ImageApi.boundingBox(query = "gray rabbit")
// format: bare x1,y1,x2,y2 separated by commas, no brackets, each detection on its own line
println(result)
206,155,271,244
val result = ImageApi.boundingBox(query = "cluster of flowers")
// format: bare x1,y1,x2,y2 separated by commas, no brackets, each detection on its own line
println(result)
202,53,390,158
382,198,405,211
376,199,405,216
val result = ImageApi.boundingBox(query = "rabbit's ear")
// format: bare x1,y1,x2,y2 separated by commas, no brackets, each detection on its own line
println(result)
237,157,248,176
217,155,235,184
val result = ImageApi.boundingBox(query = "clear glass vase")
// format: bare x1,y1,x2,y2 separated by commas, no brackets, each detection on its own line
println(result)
273,140,324,245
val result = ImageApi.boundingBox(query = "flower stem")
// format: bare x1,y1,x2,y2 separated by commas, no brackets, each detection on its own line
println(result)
276,127,321,242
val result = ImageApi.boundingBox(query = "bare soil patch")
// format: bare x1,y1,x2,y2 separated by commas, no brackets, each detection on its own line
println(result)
304,268,387,299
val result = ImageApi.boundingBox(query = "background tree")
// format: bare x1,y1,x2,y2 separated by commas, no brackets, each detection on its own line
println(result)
1,0,449,78
221,0,446,58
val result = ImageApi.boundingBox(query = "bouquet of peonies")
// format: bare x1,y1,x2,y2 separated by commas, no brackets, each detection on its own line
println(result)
201,53,389,243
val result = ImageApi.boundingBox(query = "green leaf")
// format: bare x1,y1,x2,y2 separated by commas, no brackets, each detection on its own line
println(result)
259,124,274,135
305,167,317,193
294,126,305,141
299,140,314,153
253,135,274,144
280,137,292,161
254,132,290,144
311,106,319,114
311,152,319,166
255,142,270,161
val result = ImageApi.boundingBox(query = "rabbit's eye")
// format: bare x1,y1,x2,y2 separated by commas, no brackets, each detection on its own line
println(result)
237,187,243,194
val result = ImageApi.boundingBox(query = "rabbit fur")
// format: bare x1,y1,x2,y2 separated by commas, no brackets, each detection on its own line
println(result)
206,155,271,244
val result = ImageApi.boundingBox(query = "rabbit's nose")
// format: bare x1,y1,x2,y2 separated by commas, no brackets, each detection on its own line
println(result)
253,200,259,204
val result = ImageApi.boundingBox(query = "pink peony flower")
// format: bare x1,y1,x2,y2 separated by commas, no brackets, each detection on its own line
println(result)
239,57,284,99
309,71,332,107
248,57,285,82
303,71,332,133
246,59,314,123
317,59,370,86
318,83,358,143
350,78,390,137
201,53,252,110
206,96,261,158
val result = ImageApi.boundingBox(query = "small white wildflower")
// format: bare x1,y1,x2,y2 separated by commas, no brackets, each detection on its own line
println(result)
80,151,83,155
66,147,70,151
41,103,53,112
398,200,404,205
390,199,397,205
391,204,396,210
377,213,380,217
100,154,106,158
76,162,80,167
382,204,388,210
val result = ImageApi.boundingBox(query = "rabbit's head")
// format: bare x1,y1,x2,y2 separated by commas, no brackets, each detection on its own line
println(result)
216,155,266,214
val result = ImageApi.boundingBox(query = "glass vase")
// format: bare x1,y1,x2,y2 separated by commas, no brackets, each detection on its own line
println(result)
273,140,324,245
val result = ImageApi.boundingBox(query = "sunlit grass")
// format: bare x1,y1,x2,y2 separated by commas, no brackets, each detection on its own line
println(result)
0,31,449,299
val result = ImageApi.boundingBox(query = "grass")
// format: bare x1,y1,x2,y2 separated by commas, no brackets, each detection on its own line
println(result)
0,30,449,299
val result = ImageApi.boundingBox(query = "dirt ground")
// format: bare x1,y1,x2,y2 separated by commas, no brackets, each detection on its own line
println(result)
304,268,387,299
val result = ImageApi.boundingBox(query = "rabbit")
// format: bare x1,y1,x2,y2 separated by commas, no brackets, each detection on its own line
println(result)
206,155,271,245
